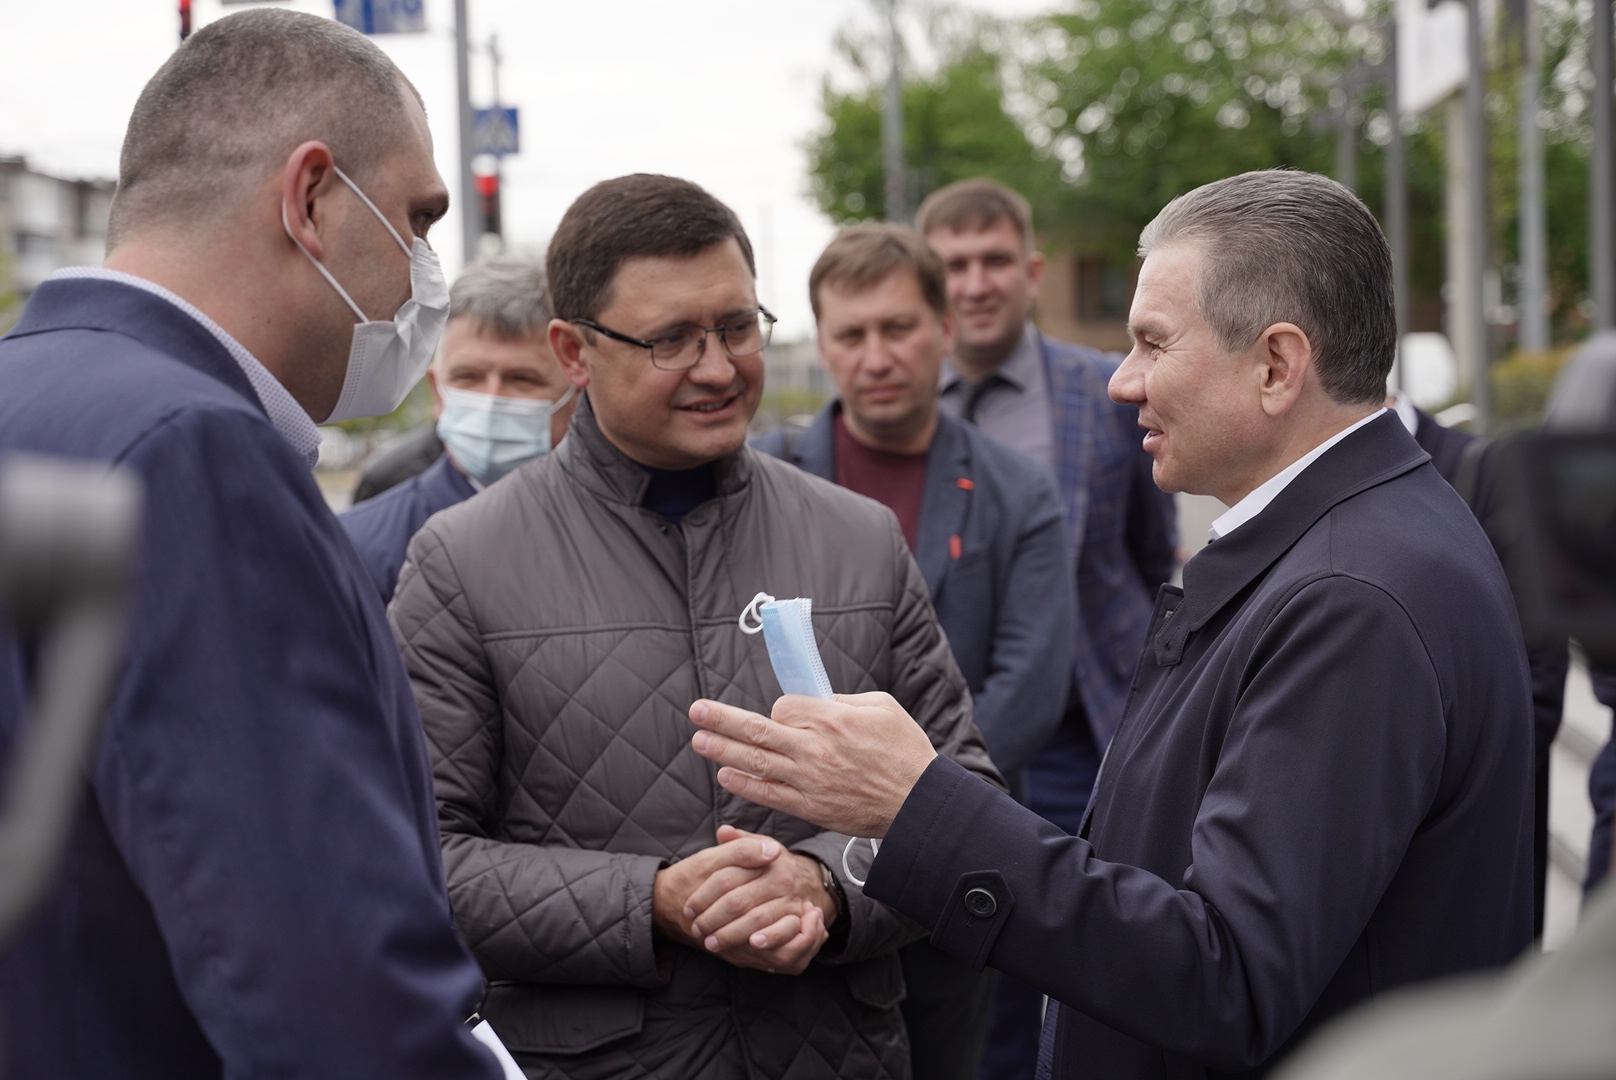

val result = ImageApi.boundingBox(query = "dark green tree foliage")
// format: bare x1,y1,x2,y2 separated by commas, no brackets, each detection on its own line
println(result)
809,0,1598,340
1486,0,1593,331
1021,0,1361,260
807,19,1066,224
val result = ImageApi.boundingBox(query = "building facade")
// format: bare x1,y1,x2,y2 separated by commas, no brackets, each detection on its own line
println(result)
0,156,115,317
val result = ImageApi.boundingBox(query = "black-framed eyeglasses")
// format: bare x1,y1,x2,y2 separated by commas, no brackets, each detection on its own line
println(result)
571,307,777,371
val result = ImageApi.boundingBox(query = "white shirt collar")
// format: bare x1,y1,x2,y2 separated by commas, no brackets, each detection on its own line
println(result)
1208,408,1389,542
47,267,324,468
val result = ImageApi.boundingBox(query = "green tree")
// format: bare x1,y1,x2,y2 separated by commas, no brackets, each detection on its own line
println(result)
806,12,1066,225
809,0,1598,344
1020,0,1367,260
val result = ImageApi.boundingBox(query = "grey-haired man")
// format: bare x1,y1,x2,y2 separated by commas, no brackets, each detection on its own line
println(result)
342,255,577,603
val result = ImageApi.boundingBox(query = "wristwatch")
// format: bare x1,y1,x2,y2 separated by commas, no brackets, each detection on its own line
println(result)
816,857,847,923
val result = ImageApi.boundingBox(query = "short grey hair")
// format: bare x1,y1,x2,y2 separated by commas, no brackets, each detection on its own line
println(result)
109,9,420,248
1138,169,1395,405
448,256,552,339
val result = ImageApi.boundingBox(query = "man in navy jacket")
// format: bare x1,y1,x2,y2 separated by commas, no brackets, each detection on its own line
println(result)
754,224,1075,1080
342,255,577,604
687,170,1534,1079
0,11,501,1079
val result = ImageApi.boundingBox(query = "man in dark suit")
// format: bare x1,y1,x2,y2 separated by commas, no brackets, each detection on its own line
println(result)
341,255,577,604
919,177,1177,1080
0,11,502,1078
1390,391,1570,935
754,224,1076,1080
687,169,1534,1080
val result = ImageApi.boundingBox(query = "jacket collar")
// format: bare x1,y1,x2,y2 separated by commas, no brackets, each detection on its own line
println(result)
791,398,971,592
1038,330,1102,541
1158,411,1430,663
424,451,478,502
6,276,264,415
555,392,754,507
792,402,838,481
913,414,973,591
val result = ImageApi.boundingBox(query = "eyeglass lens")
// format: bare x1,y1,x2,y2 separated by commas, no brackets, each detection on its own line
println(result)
650,312,773,369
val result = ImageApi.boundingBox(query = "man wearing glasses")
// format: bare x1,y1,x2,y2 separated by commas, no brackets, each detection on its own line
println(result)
389,174,1002,1079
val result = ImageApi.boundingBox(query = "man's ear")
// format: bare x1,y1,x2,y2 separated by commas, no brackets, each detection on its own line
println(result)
939,307,957,358
548,318,593,389
282,141,339,262
426,364,445,421
1025,250,1047,297
1256,322,1313,418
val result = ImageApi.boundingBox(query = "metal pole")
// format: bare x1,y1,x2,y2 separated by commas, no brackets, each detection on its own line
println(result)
1387,17,1409,353
489,32,503,256
454,0,478,267
1518,0,1549,349
1592,0,1615,329
1335,109,1357,192
881,0,907,224
1465,0,1491,432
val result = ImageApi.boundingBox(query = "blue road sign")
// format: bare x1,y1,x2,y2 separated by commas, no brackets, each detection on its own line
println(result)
333,0,427,35
471,108,520,157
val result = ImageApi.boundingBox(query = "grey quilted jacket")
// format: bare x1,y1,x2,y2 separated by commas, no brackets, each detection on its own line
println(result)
391,399,1003,1079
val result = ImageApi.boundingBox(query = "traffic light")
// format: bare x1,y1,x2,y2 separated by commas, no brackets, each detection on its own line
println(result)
474,172,501,242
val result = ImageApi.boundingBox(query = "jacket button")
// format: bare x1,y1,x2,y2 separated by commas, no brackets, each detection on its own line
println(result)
963,887,997,918
686,511,707,526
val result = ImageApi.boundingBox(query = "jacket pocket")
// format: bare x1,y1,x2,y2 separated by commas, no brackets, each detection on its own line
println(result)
843,953,907,1010
480,982,645,1055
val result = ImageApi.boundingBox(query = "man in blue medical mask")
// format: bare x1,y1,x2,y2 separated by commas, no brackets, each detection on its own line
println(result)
342,255,577,603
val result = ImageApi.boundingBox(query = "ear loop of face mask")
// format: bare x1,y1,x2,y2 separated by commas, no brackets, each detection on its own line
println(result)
738,592,880,887
281,165,412,325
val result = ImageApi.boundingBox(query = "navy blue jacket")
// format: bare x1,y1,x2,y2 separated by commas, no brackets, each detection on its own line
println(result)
0,279,497,1080
754,405,1075,800
865,412,1534,1078
1038,335,1178,747
342,452,476,605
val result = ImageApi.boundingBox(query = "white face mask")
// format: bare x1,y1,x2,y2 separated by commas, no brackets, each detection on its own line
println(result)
436,383,577,485
283,166,450,423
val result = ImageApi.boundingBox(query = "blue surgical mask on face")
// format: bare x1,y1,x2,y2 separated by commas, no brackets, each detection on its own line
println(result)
739,592,879,883
436,383,577,485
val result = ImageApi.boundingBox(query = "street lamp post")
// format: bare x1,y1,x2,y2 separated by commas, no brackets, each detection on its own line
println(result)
454,0,478,267
1518,0,1549,349
1464,0,1491,432
881,0,907,224
1592,0,1615,330
1386,17,1409,350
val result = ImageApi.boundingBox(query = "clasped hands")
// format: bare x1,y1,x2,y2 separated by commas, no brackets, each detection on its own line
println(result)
652,825,834,975
655,692,938,975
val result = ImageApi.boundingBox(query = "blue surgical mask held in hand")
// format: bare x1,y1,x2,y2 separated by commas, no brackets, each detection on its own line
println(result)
282,165,450,423
436,383,577,485
739,592,880,885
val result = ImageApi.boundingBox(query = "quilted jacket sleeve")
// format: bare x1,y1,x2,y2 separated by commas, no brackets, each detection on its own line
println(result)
791,519,1007,965
391,525,666,989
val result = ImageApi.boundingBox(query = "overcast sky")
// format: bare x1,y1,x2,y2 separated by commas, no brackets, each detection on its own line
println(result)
1,0,1054,340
